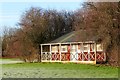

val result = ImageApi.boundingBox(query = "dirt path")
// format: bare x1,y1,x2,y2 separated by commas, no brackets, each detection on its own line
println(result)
0,59,24,64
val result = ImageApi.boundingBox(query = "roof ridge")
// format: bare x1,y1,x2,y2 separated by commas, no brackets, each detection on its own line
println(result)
59,32,75,42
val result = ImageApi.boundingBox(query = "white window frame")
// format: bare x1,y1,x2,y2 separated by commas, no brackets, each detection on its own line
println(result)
71,45,77,53
77,44,83,53
51,46,58,52
90,43,95,52
61,45,68,52
83,44,89,52
97,44,103,51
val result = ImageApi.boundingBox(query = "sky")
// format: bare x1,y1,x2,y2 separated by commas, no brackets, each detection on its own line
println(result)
0,0,118,35
0,1,84,35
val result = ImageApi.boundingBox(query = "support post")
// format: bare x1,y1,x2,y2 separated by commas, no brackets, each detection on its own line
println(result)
38,44,41,62
88,49,90,61
102,43,106,61
82,42,84,61
104,52,106,61
87,44,89,61
45,52,47,61
50,44,52,62
41,44,43,62
70,43,71,61
55,52,56,61
76,43,78,61
94,42,97,64
59,43,61,61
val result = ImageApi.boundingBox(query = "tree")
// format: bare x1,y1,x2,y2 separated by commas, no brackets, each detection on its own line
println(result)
74,2,120,66
18,7,74,61
2,27,19,57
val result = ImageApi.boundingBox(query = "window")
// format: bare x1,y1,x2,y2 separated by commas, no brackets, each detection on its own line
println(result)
71,45,77,52
90,44,94,51
97,44,103,51
78,44,82,53
83,44,88,52
62,48,66,51
42,45,50,52
61,46,67,52
52,46,58,52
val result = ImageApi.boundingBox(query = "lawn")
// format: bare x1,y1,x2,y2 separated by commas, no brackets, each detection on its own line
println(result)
1,62,118,78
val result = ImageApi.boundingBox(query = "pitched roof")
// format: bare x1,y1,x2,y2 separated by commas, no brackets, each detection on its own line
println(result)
51,30,98,43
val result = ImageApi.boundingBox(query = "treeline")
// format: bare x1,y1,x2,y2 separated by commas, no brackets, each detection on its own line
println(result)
74,2,120,66
2,8,75,61
2,2,120,66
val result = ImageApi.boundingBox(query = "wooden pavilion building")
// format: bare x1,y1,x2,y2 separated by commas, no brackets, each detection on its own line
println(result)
40,30,106,64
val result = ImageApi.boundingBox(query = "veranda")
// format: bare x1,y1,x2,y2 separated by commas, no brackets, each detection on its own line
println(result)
40,41,106,64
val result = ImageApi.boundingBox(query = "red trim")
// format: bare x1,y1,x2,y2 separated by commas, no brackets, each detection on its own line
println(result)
66,53,70,61
78,53,82,61
96,52,104,61
90,52,95,61
83,52,89,61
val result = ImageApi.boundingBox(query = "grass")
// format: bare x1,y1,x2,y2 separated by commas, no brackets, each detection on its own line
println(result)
1,62,118,78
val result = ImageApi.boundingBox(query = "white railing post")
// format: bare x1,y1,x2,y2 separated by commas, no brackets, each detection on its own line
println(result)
45,52,47,61
70,43,71,61
59,43,61,62
41,44,43,62
82,42,84,61
76,44,78,61
102,43,106,61
88,44,90,61
94,42,97,64
55,52,56,61
104,52,106,61
50,44,52,62
88,50,90,61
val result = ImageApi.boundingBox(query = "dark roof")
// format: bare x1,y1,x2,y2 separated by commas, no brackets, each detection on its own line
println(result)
51,30,98,43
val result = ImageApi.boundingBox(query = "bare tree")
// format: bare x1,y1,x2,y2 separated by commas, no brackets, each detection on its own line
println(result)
74,2,120,66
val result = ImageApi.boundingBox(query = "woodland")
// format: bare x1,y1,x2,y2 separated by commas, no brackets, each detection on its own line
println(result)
1,2,120,66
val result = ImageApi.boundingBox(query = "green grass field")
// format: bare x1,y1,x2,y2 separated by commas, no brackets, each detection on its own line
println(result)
1,62,118,78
